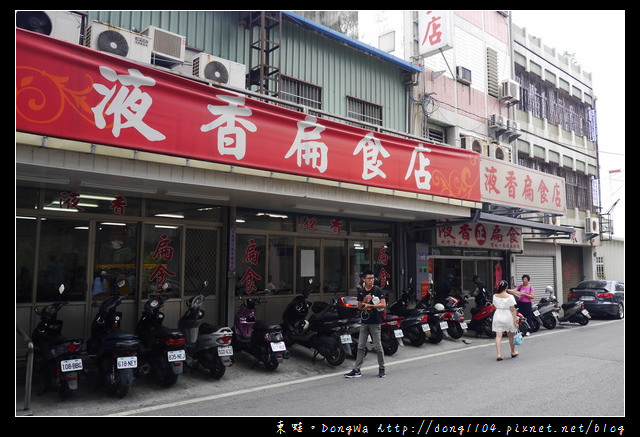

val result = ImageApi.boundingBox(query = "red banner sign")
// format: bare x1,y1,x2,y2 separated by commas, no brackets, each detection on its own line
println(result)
16,29,481,202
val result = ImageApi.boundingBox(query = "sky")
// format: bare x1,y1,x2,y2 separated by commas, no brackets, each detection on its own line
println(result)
510,10,625,239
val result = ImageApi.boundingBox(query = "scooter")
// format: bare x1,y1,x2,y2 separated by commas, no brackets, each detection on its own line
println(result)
281,291,348,366
532,286,559,330
233,294,288,370
178,288,234,379
548,289,590,325
440,295,467,339
31,284,84,398
135,284,187,386
337,294,405,356
87,280,140,398
413,293,451,344
386,282,433,347
459,286,496,339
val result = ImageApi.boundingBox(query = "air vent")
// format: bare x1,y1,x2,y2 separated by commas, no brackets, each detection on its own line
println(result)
142,26,186,65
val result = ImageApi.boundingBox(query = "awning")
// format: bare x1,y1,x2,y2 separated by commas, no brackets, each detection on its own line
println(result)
477,212,574,238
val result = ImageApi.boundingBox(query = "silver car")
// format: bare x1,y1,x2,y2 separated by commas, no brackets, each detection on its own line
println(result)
568,280,624,319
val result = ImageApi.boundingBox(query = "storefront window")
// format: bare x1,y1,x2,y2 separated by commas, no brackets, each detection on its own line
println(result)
235,234,266,296
184,228,219,296
322,239,347,294
349,239,371,292
296,238,321,294
267,235,294,295
16,215,36,303
142,224,182,298
36,218,89,302
93,222,138,300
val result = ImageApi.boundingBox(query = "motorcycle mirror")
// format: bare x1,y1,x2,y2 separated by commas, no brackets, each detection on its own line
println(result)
58,284,65,294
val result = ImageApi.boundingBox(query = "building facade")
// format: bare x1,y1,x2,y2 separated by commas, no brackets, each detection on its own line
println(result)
16,11,618,357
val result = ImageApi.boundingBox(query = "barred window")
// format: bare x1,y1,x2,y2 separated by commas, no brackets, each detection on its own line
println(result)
346,96,383,127
280,75,322,110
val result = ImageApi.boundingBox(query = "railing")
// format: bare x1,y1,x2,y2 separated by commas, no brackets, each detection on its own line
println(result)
16,327,33,415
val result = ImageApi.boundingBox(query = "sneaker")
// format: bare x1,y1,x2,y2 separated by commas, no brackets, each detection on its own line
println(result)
378,368,386,378
525,332,531,337
344,369,361,378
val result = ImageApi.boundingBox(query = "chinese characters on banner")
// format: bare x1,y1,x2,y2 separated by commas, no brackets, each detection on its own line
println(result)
437,222,523,251
479,157,567,215
16,29,481,204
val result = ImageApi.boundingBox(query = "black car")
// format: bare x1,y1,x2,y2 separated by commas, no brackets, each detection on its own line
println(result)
568,280,624,319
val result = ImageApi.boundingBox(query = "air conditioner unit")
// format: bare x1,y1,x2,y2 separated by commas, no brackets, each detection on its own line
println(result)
490,144,512,161
489,114,507,128
192,53,246,89
506,119,521,133
142,26,186,65
86,21,152,64
16,10,83,44
456,66,472,85
585,217,600,235
461,135,488,156
500,79,520,103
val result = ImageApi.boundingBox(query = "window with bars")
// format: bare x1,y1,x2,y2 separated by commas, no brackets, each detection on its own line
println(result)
280,75,322,110
346,96,383,127
515,65,595,141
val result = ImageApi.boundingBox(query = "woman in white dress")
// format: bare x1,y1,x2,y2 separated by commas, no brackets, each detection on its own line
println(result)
491,280,520,361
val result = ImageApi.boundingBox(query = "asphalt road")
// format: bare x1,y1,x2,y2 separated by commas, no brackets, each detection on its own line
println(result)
16,318,625,423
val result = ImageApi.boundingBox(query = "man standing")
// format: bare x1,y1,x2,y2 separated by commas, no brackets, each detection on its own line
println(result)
344,270,387,378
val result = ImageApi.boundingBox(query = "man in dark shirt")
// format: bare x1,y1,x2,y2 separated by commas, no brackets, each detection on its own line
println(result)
344,269,387,378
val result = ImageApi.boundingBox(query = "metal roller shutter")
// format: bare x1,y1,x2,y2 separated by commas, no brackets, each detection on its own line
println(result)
514,256,555,304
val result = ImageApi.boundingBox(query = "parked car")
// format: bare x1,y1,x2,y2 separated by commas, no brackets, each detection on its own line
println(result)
568,280,624,319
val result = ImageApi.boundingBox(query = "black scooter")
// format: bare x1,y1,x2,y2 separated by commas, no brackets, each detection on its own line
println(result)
135,284,186,387
281,290,348,366
386,281,433,347
87,281,140,398
31,284,84,398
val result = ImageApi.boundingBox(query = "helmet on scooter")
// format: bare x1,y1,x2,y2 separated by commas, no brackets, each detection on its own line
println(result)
434,303,445,311
497,280,509,292
545,285,554,294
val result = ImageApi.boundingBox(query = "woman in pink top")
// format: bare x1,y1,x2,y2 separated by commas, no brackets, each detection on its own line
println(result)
509,274,535,336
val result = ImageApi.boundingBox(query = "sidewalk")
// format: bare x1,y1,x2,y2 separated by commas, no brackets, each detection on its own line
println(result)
16,333,482,416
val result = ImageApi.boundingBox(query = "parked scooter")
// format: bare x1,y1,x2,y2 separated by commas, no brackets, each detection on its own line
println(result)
547,286,590,325
531,285,559,330
413,293,451,344
440,295,467,339
459,285,496,338
135,284,187,386
31,284,84,398
386,281,433,347
338,294,405,356
87,280,140,398
233,293,288,370
281,290,348,366
178,285,234,378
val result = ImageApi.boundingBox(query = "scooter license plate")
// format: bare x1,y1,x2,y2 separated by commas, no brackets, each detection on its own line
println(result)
533,310,541,316
60,358,83,372
440,321,448,330
393,329,403,338
116,356,137,369
271,341,287,352
340,334,352,344
460,322,468,329
168,349,186,362
217,346,233,356
422,324,430,332
552,312,559,317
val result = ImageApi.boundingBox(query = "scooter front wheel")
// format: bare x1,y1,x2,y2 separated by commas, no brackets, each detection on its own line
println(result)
324,346,346,366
